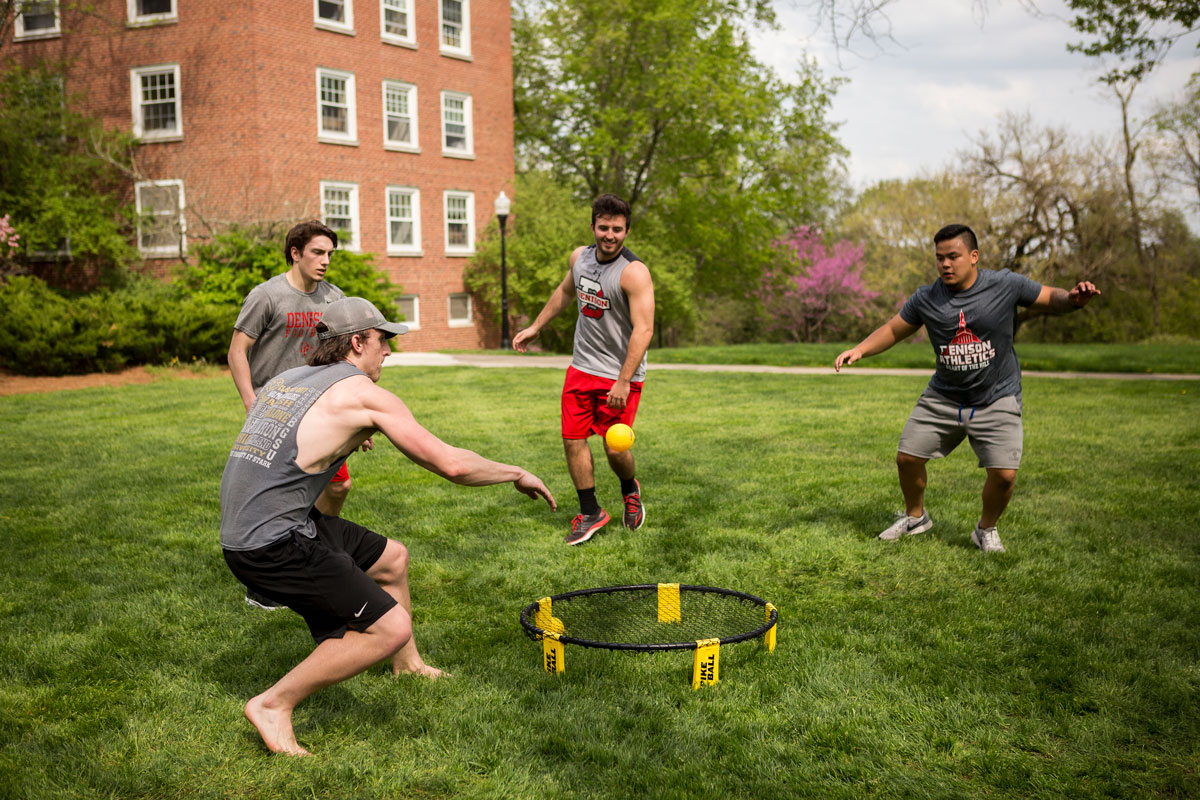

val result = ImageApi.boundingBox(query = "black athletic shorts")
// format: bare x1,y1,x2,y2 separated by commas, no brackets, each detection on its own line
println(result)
223,509,398,642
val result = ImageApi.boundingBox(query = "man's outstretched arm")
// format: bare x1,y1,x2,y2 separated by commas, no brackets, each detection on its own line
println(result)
835,315,922,372
1026,281,1102,316
512,248,584,352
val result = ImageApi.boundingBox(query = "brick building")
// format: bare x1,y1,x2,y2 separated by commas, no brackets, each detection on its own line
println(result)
7,0,514,350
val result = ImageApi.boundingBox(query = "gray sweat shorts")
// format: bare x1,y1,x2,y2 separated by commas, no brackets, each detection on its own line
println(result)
898,391,1023,469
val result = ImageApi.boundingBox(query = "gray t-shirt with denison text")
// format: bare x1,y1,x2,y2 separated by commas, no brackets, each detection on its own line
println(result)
570,245,647,382
234,273,345,393
899,268,1042,406
220,361,364,552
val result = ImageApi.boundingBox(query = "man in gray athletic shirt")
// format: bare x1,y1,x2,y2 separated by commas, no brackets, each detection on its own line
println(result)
228,221,351,609
221,297,556,756
513,194,655,545
835,224,1100,552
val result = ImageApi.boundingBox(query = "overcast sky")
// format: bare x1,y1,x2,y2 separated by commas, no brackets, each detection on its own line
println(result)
751,0,1200,191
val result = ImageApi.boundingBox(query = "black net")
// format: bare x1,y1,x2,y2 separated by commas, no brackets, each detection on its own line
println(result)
521,585,776,651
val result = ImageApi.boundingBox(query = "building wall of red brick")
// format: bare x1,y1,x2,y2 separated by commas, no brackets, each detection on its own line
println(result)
8,0,513,350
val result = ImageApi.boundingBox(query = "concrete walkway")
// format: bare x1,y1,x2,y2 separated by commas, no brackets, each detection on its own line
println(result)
383,352,1200,381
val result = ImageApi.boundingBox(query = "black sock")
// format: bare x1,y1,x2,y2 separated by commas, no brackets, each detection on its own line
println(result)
577,487,600,515
620,477,638,496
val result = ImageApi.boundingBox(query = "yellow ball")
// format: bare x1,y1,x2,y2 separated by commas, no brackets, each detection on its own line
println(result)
605,423,635,452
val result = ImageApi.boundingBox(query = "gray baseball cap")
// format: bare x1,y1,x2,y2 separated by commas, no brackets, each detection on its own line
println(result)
316,297,409,339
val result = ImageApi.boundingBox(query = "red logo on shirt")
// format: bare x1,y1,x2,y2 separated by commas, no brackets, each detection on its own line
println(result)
578,274,609,319
938,311,996,372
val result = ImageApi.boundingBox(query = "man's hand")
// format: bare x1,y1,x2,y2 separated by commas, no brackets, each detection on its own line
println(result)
512,327,537,353
1068,281,1101,308
361,436,374,452
514,471,557,510
834,348,863,372
606,379,631,409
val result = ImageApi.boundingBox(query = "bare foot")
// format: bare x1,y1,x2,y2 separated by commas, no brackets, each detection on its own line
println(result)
244,694,313,757
392,661,449,679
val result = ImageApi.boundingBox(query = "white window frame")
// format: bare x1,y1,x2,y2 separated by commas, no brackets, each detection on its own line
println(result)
321,181,361,252
314,0,354,33
447,293,473,327
382,80,419,152
438,0,470,58
380,0,415,47
127,0,176,26
316,68,358,145
135,179,186,258
397,295,420,331
130,64,183,142
443,190,475,256
440,91,473,158
386,186,422,255
14,1,60,40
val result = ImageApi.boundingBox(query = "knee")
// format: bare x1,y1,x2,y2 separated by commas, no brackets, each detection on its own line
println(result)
373,606,412,653
990,469,1018,490
896,452,924,470
375,541,409,585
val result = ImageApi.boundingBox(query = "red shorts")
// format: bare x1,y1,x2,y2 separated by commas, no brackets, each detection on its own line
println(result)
331,462,350,483
561,365,643,439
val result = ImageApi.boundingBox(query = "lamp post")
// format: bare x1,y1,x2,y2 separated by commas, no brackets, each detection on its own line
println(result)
495,191,512,350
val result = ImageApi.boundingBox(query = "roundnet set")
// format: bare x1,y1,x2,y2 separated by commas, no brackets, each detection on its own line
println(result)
520,583,778,688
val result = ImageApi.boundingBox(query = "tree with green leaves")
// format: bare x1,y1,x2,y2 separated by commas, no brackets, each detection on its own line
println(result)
0,62,140,285
507,0,846,343
1062,0,1199,82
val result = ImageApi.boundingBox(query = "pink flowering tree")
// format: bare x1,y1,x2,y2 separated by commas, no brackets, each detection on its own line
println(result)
0,215,20,276
756,225,878,342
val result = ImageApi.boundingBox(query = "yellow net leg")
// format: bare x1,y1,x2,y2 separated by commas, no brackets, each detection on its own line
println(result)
543,632,564,674
535,597,553,632
657,583,681,623
764,603,777,652
692,638,720,689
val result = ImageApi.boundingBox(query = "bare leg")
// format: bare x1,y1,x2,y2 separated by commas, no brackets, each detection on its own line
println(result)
603,443,635,481
367,540,446,679
314,479,351,517
244,604,411,756
897,452,929,518
980,468,1017,529
564,438,596,491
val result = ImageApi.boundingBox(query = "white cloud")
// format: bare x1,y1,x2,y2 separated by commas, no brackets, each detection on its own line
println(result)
753,0,1200,190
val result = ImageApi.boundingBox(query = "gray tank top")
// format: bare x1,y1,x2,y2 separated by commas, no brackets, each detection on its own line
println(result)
220,361,364,551
571,245,646,382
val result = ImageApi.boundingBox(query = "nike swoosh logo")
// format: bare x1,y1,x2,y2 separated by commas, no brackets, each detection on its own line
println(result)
354,601,368,618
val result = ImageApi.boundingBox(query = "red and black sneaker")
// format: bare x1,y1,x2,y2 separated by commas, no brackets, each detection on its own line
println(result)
565,509,610,545
622,480,645,530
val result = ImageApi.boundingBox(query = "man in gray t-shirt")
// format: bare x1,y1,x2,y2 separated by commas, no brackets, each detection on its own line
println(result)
835,223,1100,553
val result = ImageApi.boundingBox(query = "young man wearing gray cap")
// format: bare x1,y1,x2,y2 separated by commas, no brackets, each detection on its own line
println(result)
228,221,350,609
220,297,557,756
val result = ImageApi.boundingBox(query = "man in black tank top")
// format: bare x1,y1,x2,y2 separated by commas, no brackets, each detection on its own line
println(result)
513,194,656,545
221,297,557,756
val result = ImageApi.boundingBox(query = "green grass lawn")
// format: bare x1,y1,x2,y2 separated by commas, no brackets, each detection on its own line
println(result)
1,367,1197,798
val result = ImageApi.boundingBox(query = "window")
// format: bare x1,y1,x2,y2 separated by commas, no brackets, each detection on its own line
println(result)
131,64,182,141
136,180,185,257
315,0,353,32
386,187,422,254
380,0,414,46
316,68,357,144
448,293,473,327
440,91,473,157
443,191,474,255
127,0,176,25
382,81,418,150
439,0,469,56
397,295,420,330
14,1,59,40
321,181,360,251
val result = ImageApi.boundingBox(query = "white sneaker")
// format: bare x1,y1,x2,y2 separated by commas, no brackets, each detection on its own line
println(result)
878,510,933,541
971,526,1005,553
